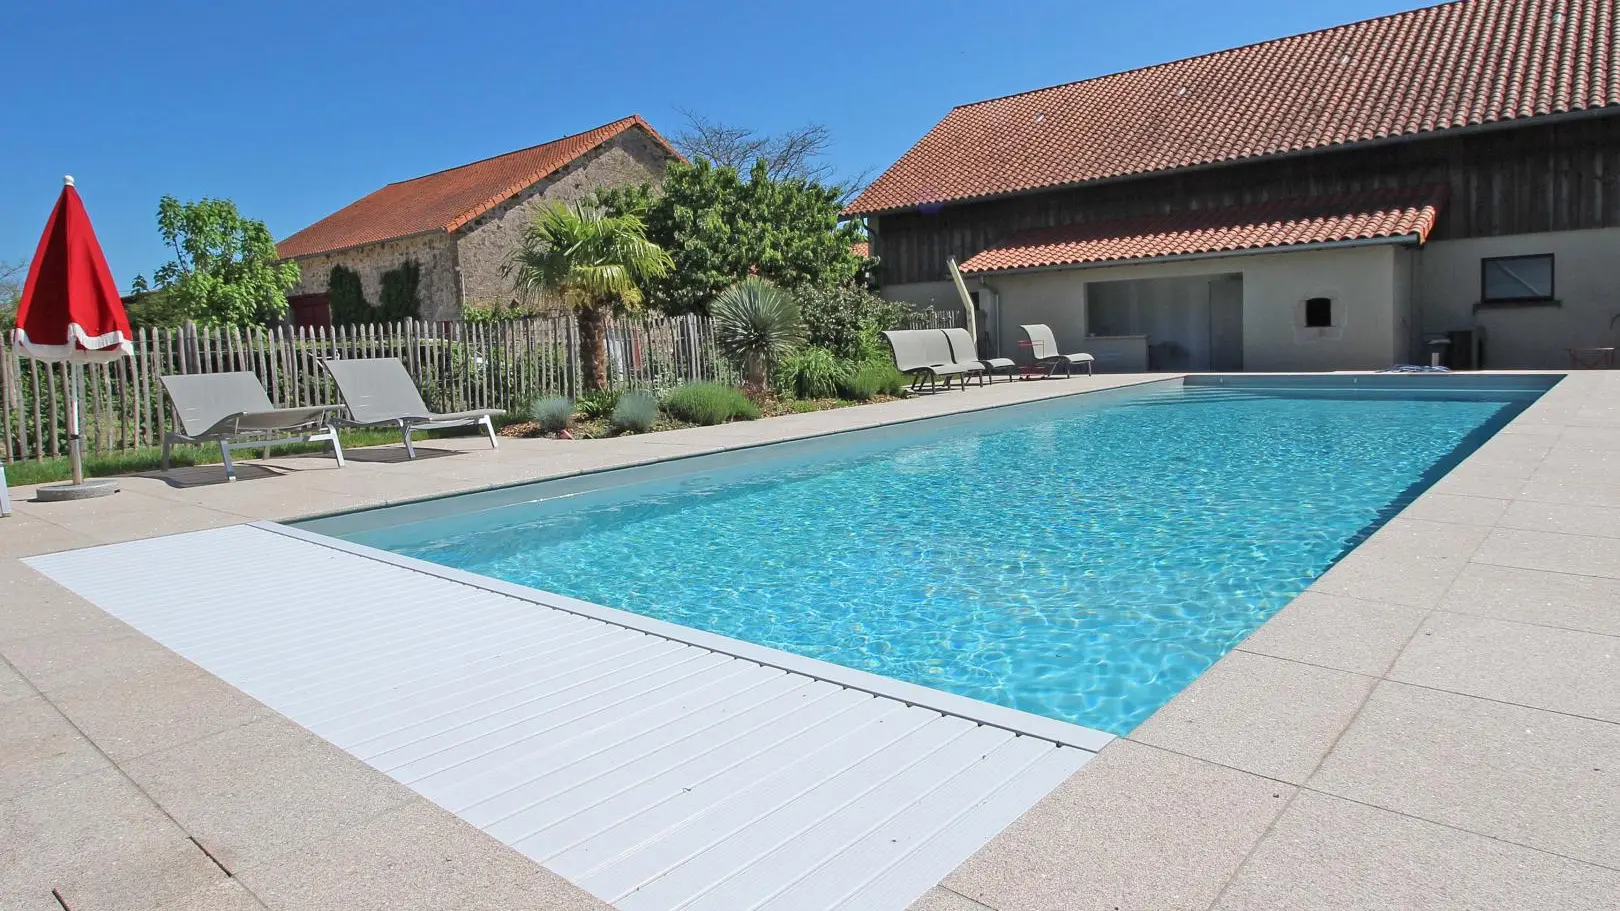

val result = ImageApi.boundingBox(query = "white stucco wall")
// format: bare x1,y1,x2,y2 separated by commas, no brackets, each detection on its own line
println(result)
1413,227,1620,368
969,244,1405,372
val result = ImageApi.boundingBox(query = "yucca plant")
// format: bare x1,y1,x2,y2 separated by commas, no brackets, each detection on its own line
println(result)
710,277,805,391
505,201,673,391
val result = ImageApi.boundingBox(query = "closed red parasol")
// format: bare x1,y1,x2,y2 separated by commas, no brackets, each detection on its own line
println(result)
13,176,132,363
12,177,132,497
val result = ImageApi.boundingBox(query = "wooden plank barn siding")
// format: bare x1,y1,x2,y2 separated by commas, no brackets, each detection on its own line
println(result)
871,112,1620,284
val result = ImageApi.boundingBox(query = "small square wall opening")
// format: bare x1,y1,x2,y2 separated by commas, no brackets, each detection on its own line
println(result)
1304,297,1333,328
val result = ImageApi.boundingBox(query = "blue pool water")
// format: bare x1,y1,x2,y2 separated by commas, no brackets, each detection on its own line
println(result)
317,378,1545,735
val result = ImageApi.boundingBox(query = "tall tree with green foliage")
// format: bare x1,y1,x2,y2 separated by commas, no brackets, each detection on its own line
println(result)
135,195,300,326
505,201,672,391
600,159,869,315
0,259,25,332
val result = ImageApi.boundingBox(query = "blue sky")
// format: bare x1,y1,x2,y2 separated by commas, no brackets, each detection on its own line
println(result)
2,0,1416,290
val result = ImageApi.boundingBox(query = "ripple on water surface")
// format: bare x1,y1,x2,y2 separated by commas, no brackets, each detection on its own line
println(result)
393,386,1521,735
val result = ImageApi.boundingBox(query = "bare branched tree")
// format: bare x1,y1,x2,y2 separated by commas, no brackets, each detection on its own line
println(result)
672,109,872,202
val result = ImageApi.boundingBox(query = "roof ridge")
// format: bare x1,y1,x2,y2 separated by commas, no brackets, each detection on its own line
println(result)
952,0,1473,112
385,115,641,188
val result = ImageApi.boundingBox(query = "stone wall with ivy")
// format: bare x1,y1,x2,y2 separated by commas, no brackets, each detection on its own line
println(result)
283,126,674,322
285,232,458,321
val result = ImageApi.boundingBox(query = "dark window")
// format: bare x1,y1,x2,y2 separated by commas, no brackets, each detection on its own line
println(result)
1304,297,1333,328
1481,254,1554,302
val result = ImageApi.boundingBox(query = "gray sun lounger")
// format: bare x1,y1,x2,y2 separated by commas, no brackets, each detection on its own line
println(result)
321,357,503,458
1020,324,1096,376
160,372,344,482
882,329,976,391
942,327,1017,384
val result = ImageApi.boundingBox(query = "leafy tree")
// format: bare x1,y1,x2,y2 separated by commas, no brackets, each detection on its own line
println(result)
505,201,672,391
710,277,804,390
1,259,25,332
136,195,300,326
600,159,869,316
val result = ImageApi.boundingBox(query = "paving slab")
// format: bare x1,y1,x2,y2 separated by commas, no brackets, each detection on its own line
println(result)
1129,650,1374,783
235,798,616,911
47,660,272,764
1235,591,1428,676
907,886,997,911
1516,473,1620,508
122,715,419,873
0,767,227,911
1498,499,1620,538
1310,681,1620,868
169,880,271,911
0,624,182,694
941,741,1291,911
0,694,110,801
1388,612,1620,722
1559,425,1620,450
0,512,100,558
1424,472,1528,500
1309,518,1489,608
1213,789,1620,911
0,562,126,645
1394,492,1509,526
1438,562,1620,636
0,659,30,706
1472,526,1620,579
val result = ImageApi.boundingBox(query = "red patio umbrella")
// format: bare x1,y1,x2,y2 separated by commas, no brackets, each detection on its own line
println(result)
12,176,133,495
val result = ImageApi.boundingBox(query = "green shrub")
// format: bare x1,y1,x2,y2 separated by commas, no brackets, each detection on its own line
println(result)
529,396,574,434
576,389,621,420
780,347,848,399
611,392,659,433
661,382,761,425
837,361,907,401
797,286,909,360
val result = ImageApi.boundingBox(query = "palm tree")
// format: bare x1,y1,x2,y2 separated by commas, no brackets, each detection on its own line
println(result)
505,201,672,391
710,277,805,391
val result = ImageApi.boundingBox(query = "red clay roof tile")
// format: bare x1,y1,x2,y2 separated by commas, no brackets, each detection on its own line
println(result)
278,116,677,259
848,0,1620,216
957,186,1447,273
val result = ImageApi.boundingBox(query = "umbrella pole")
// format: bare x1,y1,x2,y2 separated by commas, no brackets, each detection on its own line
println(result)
68,362,86,486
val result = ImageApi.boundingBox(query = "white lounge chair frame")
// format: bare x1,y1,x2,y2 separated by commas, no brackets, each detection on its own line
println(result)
0,464,11,517
321,357,502,458
160,372,344,482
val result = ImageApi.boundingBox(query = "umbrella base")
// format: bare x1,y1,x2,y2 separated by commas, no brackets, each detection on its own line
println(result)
35,478,120,501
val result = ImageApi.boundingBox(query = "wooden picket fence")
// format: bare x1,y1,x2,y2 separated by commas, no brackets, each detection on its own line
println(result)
0,308,959,463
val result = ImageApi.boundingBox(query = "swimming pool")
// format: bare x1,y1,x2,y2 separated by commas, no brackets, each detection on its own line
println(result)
303,376,1551,735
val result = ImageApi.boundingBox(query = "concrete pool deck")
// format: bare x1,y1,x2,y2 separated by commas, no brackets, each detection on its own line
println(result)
3,370,1618,909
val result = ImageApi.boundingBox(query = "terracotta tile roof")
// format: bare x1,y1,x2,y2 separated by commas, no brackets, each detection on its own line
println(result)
848,0,1620,216
278,115,677,259
957,186,1447,273
851,241,869,257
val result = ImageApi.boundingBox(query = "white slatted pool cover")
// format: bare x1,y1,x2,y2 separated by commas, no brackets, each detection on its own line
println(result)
28,523,1110,911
